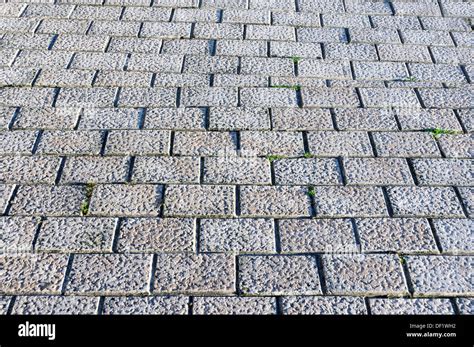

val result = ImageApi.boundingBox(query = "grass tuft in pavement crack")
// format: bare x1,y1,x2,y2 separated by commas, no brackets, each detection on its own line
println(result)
307,186,315,197
427,128,462,139
80,182,96,216
303,152,314,158
266,154,286,162
291,56,302,63
271,85,301,91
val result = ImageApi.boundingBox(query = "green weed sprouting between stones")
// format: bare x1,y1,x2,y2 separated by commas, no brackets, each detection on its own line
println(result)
307,186,316,197
266,154,286,162
303,152,314,158
428,128,462,139
402,76,418,82
80,182,96,216
271,85,301,91
291,56,302,64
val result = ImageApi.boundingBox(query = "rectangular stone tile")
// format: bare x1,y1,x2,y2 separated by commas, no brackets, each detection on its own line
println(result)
117,218,194,253
458,109,473,132
401,30,453,46
164,185,234,217
69,52,127,71
36,217,116,253
451,31,474,47
213,74,267,87
194,23,243,40
87,20,141,36
203,157,270,185
144,108,206,130
324,42,377,61
0,216,38,254
107,37,162,54
240,186,311,217
223,9,270,24
66,254,152,295
36,18,89,35
183,56,238,74
209,107,270,131
323,13,371,28
430,46,474,65
297,27,347,43
215,39,267,57
1,34,55,50
0,131,38,155
10,185,86,216
279,218,355,253
105,130,170,155
102,296,187,315
240,131,304,157
272,11,320,26
240,57,294,76
37,130,104,155
419,88,473,109
89,184,162,217
13,51,72,70
343,158,413,186
161,39,210,55
273,158,342,185
12,296,98,315
271,76,327,88
0,185,14,215
61,156,129,184
438,134,473,159
52,34,109,52
272,108,333,131
193,296,276,315
387,187,465,218
132,156,200,184
0,107,14,130
299,59,351,80
441,1,474,17
0,254,68,294
456,298,473,315
181,87,238,107
360,88,420,108
118,87,176,107
350,28,400,44
0,67,37,87
406,255,473,296
0,87,55,108
354,61,408,81
154,253,235,294
298,0,344,13
458,187,473,217
433,219,473,254
0,296,11,314
141,22,192,39
200,218,274,253
238,255,321,295
246,24,294,41
152,73,210,88
36,69,95,88
307,131,373,157
356,218,437,253
94,71,152,88
377,44,432,63
412,159,472,186
301,87,359,108
392,1,441,16
323,254,408,295
174,8,219,22
372,132,441,158
270,41,323,59
281,296,367,315
56,88,116,108
70,5,121,20
78,108,140,130
409,63,467,84
240,88,298,107
369,298,453,315
0,156,60,184
127,54,183,73
334,108,398,131
173,131,237,156
397,108,462,131
121,7,171,21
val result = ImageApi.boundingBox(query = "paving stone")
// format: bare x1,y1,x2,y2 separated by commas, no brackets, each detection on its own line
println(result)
61,156,129,184
377,44,432,63
56,88,116,108
324,42,377,61
127,54,182,73
372,132,441,158
281,296,367,315
36,68,94,87
199,218,275,253
271,76,327,88
0,131,37,155
203,157,270,185
88,20,141,37
153,0,199,8
12,296,98,315
213,74,267,87
66,254,152,294
297,27,347,43
193,23,243,39
102,296,187,315
78,108,140,130
279,218,355,254
419,88,473,109
118,87,177,107
174,8,219,22
222,9,270,25
10,185,86,216
313,186,388,217
240,57,294,76
409,63,467,84
451,31,474,47
117,217,194,253
105,130,169,155
161,39,210,55
272,108,333,131
397,108,462,131
299,59,351,80
270,42,322,59
301,87,359,108
69,52,127,71
89,184,162,217
14,107,79,130
458,109,474,133
181,87,238,107
0,3,25,17
458,188,474,218
246,25,294,41
132,156,199,184
273,158,341,185
440,0,474,17
345,2,392,15
387,187,465,218
240,88,298,108
323,13,371,28
0,185,14,214
350,28,400,44
307,131,373,157
193,296,276,315
412,159,472,186
0,107,14,130
164,185,234,217
141,22,191,39
0,67,37,87
70,5,122,20
430,46,474,65
37,130,103,155
22,4,74,18
154,253,235,294
406,255,473,296
432,219,473,254
0,254,68,294
144,108,206,130
298,0,344,13
354,61,408,81
173,131,237,156
456,298,473,315
392,1,441,16
240,131,304,157
121,7,171,21
323,254,407,295
0,155,59,184
13,50,73,70
152,73,210,88
401,30,453,47
52,34,109,52
334,108,398,131
250,0,294,10
107,37,162,54
272,11,320,26
438,134,473,158
36,217,115,253
209,107,270,131
215,39,267,57
0,217,38,254
1,34,55,50
0,296,11,314
421,16,470,31
369,298,453,315
344,158,413,186
94,71,152,88
184,55,237,76
239,186,311,217
0,87,55,108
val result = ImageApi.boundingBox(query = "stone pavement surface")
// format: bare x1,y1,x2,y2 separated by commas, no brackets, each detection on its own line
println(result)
0,0,473,315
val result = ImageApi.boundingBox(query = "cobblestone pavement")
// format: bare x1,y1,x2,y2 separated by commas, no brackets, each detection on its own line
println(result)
0,0,473,315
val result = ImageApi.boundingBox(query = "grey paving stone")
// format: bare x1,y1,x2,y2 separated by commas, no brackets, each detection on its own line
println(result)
458,187,474,217
406,255,473,296
194,23,243,40
161,39,210,55
199,218,275,253
356,218,437,253
272,108,333,131
164,185,234,217
0,3,25,17
354,61,408,81
184,55,239,74
350,28,400,44
239,186,312,217
14,107,80,130
69,52,127,71
181,87,238,107
153,0,199,8
270,42,323,59
0,131,37,155
273,158,342,185
299,59,351,80
56,88,117,108
272,12,320,27
88,20,141,37
451,31,474,47
1,34,55,51
387,187,465,218
307,131,373,157
61,156,129,184
240,131,304,156
10,185,86,216
409,63,467,84
419,88,473,109
250,0,294,10
412,159,473,186
0,296,11,314
279,218,355,254
117,217,194,253
89,184,162,217
343,158,413,186
240,57,294,76
37,19,88,35
372,132,441,158
105,130,170,155
70,5,122,20
213,74,267,87
66,254,152,295
36,217,115,253
12,296,98,315
0,67,37,87
432,219,473,254
0,87,55,108
154,253,235,294
174,8,219,22
203,157,270,185
397,108,462,131
152,73,210,88
12,50,73,70
107,37,163,54
141,22,191,39
118,87,176,107
377,44,432,63
456,298,473,315
323,13,371,28
0,184,14,214
37,130,104,155
193,296,276,315
102,296,187,315
173,131,237,156
215,39,267,57
222,9,270,25
297,27,346,43
369,298,453,315
238,255,321,295
0,254,69,294
52,34,109,52
132,156,199,184
78,108,140,130
393,1,441,16
127,54,182,73
430,46,474,65
209,107,270,131
324,42,377,61
344,1,392,15
301,87,359,108
438,134,473,159
0,217,38,254
298,0,345,13
0,156,60,184
323,254,407,295
281,296,367,315
313,186,388,217
246,25,294,41
144,108,206,130
334,108,398,131
240,88,298,107
458,109,474,133
401,30,453,46
421,16,470,31
271,76,326,88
